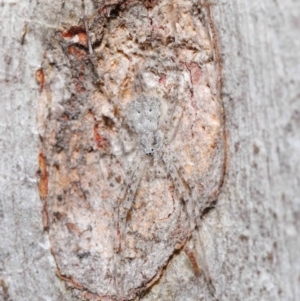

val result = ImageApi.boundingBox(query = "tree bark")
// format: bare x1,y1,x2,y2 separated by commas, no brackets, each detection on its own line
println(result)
0,1,299,301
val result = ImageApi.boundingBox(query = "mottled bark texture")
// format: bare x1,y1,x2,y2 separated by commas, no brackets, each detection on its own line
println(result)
0,1,299,301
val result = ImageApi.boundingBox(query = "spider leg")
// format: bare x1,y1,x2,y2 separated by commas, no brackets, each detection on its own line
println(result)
193,226,217,298
161,151,217,298
133,63,147,95
114,153,145,300
161,151,196,230
164,102,184,146
81,1,93,55
162,75,189,148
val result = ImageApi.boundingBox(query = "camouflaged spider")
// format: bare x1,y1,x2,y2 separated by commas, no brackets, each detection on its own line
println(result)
114,90,216,299
119,93,176,215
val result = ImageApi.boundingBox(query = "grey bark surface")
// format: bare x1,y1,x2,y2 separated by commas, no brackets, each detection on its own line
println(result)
0,1,299,301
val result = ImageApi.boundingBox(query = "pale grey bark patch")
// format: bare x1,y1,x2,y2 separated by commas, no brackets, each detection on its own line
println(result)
0,1,76,301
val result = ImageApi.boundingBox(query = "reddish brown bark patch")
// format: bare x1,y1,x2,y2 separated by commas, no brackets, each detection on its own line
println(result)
35,68,45,92
38,152,48,200
37,152,49,229
94,123,110,149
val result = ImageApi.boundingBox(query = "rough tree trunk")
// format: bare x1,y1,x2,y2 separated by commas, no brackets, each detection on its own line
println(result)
0,1,299,301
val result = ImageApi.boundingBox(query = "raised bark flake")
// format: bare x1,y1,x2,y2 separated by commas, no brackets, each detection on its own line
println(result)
37,0,225,300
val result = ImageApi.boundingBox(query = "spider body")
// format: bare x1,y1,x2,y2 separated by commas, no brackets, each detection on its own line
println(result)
127,95,163,155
